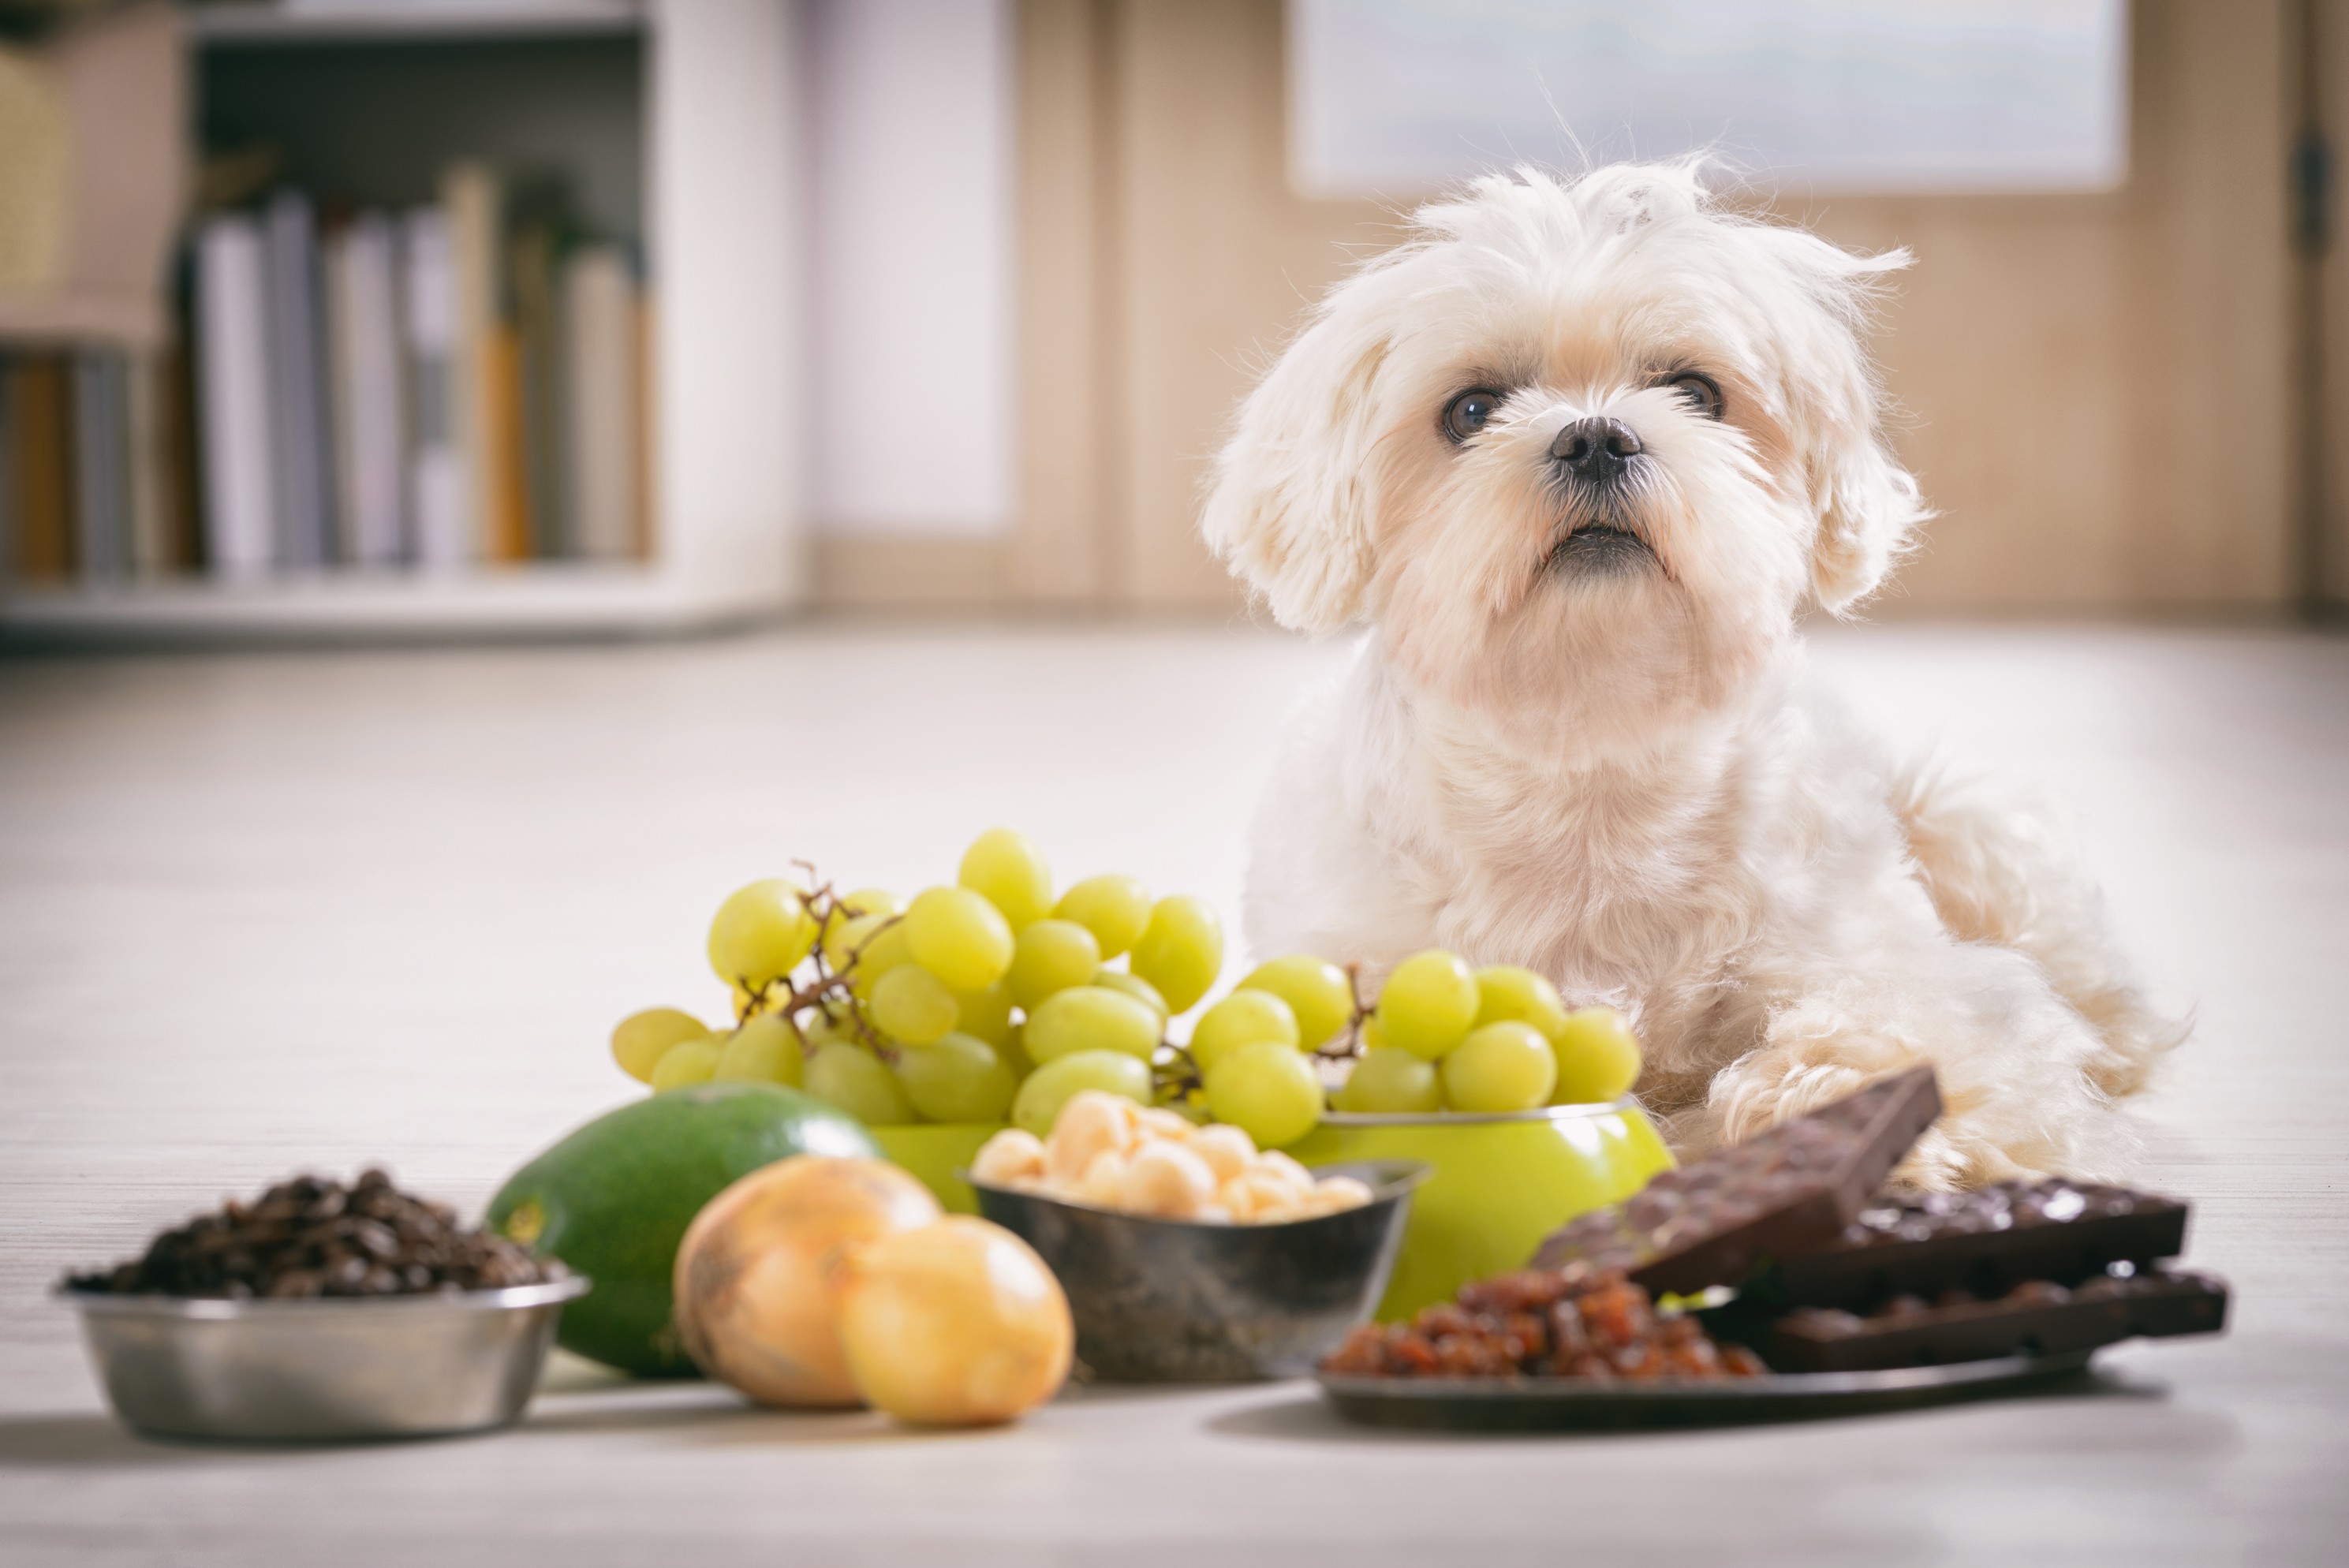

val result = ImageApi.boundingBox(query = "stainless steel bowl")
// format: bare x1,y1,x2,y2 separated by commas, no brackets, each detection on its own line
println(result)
58,1275,590,1442
972,1159,1425,1383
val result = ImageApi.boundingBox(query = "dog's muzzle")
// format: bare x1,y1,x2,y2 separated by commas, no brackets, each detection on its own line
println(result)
1544,416,1656,576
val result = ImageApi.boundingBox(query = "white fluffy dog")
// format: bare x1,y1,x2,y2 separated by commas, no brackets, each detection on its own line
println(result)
1202,162,2180,1189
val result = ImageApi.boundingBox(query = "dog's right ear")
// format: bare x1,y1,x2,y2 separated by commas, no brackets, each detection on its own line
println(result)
1200,314,1393,633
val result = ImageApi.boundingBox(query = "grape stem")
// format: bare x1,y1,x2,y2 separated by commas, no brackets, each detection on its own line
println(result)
727,872,902,1064
1313,961,1373,1062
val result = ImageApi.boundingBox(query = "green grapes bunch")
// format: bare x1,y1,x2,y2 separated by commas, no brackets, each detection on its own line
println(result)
604,830,1227,1133
607,831,1645,1152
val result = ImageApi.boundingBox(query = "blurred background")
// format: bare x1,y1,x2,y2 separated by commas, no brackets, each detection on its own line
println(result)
0,0,2341,635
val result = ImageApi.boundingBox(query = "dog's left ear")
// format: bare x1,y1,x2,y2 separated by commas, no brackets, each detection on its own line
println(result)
1775,236,1931,614
1809,425,1927,614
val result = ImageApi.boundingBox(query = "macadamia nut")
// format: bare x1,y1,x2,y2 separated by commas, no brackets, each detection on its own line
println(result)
971,1128,1047,1185
977,1091,1373,1226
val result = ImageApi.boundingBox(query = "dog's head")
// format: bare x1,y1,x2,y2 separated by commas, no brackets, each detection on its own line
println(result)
1204,162,1925,750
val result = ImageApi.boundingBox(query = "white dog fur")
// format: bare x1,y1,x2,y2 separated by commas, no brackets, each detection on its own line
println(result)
1202,162,2181,1189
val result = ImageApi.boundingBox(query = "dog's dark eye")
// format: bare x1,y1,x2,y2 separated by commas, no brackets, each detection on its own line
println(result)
1664,372,1724,420
1443,388,1504,443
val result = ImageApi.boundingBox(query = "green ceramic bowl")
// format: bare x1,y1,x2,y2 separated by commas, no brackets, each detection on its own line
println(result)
1287,1101,1674,1321
869,1123,1003,1214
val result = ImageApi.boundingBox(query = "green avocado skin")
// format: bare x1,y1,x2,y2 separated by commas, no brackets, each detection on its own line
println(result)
486,1082,879,1377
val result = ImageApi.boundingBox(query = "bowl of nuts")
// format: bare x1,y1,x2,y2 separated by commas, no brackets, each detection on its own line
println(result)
58,1169,587,1442
965,1092,1427,1381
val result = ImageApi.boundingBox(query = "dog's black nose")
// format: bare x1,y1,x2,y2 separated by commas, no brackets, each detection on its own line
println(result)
1551,417,1642,482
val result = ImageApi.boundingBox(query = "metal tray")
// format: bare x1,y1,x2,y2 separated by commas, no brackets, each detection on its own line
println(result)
1316,1349,2098,1430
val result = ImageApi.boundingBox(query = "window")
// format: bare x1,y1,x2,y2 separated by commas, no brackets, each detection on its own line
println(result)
1289,0,2128,199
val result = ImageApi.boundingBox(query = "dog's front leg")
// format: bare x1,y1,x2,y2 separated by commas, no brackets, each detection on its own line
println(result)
1696,948,2124,1191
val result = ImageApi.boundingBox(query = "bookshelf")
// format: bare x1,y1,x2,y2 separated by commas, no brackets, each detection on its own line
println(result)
0,0,805,643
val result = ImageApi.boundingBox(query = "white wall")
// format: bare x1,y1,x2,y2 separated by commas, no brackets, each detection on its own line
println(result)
808,0,1016,538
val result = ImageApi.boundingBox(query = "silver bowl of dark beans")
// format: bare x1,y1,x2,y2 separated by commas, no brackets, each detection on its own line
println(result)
58,1169,588,1442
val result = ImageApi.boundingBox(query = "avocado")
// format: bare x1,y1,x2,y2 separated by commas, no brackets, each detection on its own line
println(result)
487,1082,878,1376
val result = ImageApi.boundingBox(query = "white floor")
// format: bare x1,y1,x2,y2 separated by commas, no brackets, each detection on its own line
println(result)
1,622,2343,1565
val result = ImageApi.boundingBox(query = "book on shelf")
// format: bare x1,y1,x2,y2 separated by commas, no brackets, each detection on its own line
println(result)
69,352,128,581
262,190,335,569
3,357,74,582
194,214,276,579
443,161,520,566
562,244,640,562
399,206,470,573
323,211,406,569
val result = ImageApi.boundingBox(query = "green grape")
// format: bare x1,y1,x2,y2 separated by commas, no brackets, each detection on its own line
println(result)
1022,985,1162,1062
1130,894,1223,1015
1374,950,1481,1061
648,1037,722,1092
804,1042,917,1126
1010,1049,1152,1137
1551,1006,1644,1104
713,1014,803,1085
1333,1047,1441,1114
707,879,820,990
1239,954,1356,1049
611,1007,711,1084
904,885,1015,992
841,887,901,920
1440,1021,1557,1112
1054,874,1152,958
955,981,1015,1049
1360,1014,1389,1052
870,963,959,1046
1203,1040,1324,1149
958,827,1054,931
894,1032,1018,1123
1006,918,1102,1010
1473,965,1570,1042
846,918,916,1001
1090,967,1169,1023
1188,987,1301,1074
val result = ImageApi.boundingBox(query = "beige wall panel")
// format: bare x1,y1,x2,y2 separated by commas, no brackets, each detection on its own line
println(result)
816,537,1006,610
1809,200,2135,608
2119,0,2294,605
1752,0,2291,612
1110,0,1387,610
2318,0,2349,606
1010,0,1111,604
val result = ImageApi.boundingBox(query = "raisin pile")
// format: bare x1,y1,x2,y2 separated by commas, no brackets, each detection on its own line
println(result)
1322,1263,1767,1380
65,1169,562,1299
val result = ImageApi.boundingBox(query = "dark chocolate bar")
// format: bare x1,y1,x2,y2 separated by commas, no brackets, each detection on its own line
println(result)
1772,1179,2189,1311
1532,1065,1943,1297
1768,1267,2229,1372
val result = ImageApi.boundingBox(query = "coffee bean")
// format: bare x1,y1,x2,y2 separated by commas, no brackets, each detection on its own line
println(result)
62,1170,561,1299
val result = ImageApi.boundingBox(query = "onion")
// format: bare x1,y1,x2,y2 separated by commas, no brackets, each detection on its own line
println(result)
835,1216,1073,1426
673,1155,940,1407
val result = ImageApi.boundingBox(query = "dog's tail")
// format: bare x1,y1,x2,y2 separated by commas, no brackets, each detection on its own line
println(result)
1891,762,2189,1099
